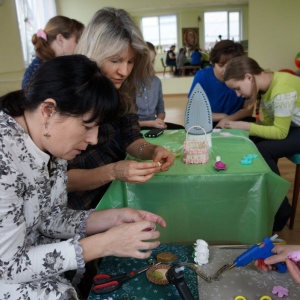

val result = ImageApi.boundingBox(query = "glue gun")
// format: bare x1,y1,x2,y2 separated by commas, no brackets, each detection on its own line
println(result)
228,234,287,273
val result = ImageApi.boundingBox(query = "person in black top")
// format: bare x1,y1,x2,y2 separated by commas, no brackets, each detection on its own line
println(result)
166,45,178,75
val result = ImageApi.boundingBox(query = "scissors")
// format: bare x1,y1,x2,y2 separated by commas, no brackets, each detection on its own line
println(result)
234,296,272,300
92,263,160,294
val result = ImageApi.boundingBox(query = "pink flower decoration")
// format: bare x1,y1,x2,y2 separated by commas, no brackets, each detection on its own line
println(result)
214,161,226,171
272,285,289,298
287,250,300,262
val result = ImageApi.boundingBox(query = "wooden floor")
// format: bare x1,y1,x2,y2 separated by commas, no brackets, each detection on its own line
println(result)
163,93,300,244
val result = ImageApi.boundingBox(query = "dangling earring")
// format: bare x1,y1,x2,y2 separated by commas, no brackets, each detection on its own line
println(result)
43,123,51,138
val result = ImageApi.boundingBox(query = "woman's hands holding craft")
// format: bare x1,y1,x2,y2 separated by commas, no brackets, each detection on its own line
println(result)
100,220,161,259
110,208,166,259
151,145,175,171
254,245,300,284
127,140,175,172
111,145,175,183
83,208,166,261
113,160,161,183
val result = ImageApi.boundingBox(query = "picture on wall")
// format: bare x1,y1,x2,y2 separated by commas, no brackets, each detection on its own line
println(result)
182,28,199,50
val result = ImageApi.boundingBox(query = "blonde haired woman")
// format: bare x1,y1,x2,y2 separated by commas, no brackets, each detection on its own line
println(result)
68,7,175,210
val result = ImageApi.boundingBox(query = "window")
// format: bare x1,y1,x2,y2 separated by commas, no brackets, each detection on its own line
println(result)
15,0,56,66
141,15,177,52
204,11,241,50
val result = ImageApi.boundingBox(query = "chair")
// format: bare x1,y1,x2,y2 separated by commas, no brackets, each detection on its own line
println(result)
160,58,173,76
288,154,300,229
278,70,300,229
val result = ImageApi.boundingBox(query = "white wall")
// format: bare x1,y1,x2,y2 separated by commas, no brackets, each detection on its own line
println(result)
248,0,300,71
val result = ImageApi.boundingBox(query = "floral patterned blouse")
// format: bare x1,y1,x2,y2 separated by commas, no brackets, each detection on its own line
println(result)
0,111,89,299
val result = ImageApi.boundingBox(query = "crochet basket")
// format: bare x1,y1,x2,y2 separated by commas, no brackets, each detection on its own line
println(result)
183,126,209,164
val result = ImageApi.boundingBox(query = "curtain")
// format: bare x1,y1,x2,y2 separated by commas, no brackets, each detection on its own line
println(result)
15,0,56,66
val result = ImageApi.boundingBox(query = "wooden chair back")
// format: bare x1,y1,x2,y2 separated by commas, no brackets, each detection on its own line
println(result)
160,58,166,76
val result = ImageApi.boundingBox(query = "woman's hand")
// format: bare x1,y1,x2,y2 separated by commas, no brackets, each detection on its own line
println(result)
113,160,160,183
152,145,175,171
139,119,167,129
87,208,166,235
114,208,167,228
254,245,300,275
100,220,161,259
126,140,175,172
286,258,300,284
257,245,300,285
83,208,166,261
215,117,230,129
152,118,167,129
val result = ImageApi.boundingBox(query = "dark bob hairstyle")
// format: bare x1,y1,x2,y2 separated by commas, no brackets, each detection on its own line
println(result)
0,54,119,124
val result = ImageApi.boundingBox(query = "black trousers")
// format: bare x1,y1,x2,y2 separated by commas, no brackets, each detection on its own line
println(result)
251,126,300,231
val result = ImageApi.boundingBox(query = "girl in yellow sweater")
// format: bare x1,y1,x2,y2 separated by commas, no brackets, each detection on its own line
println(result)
223,56,300,231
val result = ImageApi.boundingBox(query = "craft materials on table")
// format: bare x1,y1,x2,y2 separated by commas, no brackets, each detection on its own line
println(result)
228,234,287,273
156,252,178,263
193,239,210,265
234,296,273,300
198,246,300,300
146,264,170,285
88,244,199,300
166,264,194,300
214,155,227,171
272,286,289,298
92,263,160,295
89,241,300,300
97,129,290,244
183,125,209,164
287,251,300,262
241,153,259,165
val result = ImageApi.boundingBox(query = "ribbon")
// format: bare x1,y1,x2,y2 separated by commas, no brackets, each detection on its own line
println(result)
37,29,47,41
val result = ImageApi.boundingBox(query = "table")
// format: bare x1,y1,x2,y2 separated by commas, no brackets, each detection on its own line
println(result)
88,244,198,300
96,129,290,244
88,244,300,300
198,246,300,300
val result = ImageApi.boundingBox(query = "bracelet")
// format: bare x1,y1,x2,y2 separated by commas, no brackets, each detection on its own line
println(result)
137,142,150,159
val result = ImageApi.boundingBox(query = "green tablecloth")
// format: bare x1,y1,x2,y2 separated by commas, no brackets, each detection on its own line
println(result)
96,129,290,244
88,244,198,300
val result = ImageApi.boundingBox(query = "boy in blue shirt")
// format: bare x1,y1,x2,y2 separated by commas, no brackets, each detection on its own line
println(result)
189,40,255,128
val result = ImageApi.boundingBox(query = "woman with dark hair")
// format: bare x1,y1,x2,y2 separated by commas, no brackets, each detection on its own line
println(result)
188,40,254,128
0,55,166,299
22,15,84,89
224,56,300,231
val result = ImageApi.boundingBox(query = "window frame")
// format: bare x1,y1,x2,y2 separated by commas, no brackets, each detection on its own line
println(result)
141,14,178,52
203,10,242,50
15,0,57,67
